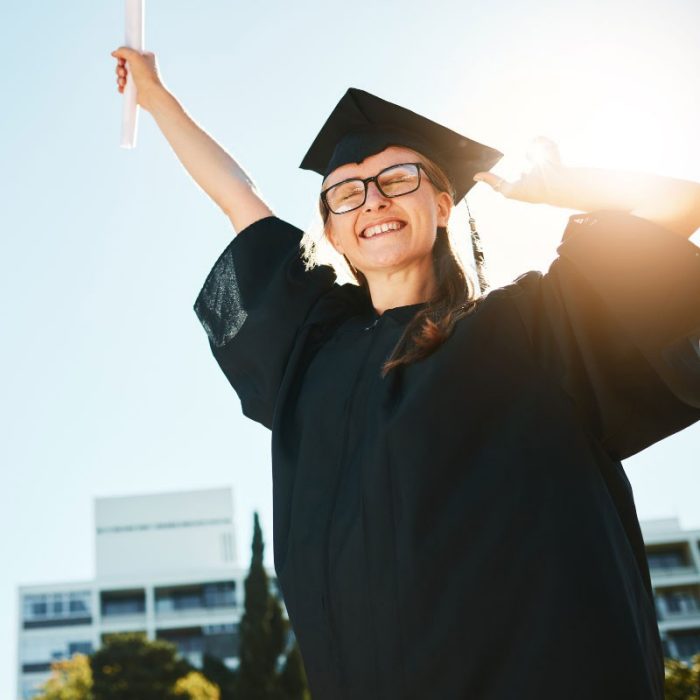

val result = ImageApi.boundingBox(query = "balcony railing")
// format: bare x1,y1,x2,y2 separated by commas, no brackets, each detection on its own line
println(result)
155,594,237,614
650,565,698,578
661,607,700,621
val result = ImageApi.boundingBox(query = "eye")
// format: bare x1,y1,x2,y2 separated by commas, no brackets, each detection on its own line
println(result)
385,176,410,184
335,185,363,199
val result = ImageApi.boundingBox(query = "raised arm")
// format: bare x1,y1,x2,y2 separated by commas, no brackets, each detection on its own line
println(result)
111,47,273,233
473,137,700,239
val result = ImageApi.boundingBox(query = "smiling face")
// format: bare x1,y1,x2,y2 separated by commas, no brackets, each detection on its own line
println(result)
322,146,453,277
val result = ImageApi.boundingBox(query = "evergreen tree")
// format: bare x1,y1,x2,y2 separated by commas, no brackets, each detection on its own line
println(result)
233,512,289,700
277,642,311,700
90,632,191,700
201,653,237,700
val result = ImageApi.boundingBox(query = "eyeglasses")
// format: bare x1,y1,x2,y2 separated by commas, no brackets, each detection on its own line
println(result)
320,162,437,215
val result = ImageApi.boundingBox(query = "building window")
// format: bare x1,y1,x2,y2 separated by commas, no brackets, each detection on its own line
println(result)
22,591,92,628
671,630,700,660
69,592,89,614
155,581,236,613
203,582,236,608
157,624,239,666
21,662,52,674
101,589,146,616
647,547,689,571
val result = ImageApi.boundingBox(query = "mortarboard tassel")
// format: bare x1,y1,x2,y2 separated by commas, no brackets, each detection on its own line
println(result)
465,199,488,295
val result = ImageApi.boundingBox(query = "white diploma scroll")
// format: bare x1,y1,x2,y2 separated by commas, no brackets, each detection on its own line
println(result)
120,0,145,149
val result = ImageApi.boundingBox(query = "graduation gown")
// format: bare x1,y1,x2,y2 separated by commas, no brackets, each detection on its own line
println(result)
194,210,700,700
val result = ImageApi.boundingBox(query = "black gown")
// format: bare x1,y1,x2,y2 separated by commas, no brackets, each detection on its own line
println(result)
194,210,700,700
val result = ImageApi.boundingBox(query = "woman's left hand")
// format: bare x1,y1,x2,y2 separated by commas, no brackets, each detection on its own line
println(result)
473,136,567,205
474,137,700,238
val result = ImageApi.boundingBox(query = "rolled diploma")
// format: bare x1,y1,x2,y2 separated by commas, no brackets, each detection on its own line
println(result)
120,0,145,149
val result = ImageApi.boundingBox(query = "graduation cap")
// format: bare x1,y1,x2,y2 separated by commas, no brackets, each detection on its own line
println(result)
299,87,503,203
299,87,503,291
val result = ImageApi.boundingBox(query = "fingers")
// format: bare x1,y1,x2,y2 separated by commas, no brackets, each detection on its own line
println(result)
111,46,137,60
526,136,562,167
115,64,127,88
473,172,508,193
111,49,130,93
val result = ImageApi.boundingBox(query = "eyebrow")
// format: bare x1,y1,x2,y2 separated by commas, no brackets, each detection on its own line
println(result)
323,161,420,190
322,170,358,189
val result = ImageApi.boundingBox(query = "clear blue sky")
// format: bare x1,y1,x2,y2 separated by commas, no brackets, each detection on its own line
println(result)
2,0,699,696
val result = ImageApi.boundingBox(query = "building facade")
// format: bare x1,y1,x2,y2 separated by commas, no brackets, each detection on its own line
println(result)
17,489,700,698
642,517,700,662
16,487,278,700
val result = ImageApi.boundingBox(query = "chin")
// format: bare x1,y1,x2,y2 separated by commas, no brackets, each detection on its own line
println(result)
364,243,433,270
360,254,419,273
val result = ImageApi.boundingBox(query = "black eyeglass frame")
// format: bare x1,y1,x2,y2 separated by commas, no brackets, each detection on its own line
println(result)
320,162,440,215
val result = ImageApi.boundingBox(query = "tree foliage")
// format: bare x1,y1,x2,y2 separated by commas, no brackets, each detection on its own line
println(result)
90,632,191,700
233,512,290,700
277,642,311,700
201,654,237,700
35,654,93,700
198,513,311,700
665,654,700,700
36,514,310,700
173,670,221,700
34,638,220,700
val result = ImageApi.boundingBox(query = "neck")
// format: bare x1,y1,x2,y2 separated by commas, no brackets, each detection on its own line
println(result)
363,258,437,315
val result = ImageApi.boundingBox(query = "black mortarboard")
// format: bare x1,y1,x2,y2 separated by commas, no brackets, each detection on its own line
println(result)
300,87,503,202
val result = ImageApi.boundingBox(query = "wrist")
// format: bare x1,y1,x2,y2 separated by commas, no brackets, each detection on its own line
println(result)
141,83,175,115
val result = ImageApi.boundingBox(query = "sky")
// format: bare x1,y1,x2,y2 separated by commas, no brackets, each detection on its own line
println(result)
1,0,699,697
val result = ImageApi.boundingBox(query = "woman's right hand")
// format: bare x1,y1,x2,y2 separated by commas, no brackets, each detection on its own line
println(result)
110,47,166,112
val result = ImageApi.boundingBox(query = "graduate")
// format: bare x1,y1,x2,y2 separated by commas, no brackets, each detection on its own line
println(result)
113,48,700,699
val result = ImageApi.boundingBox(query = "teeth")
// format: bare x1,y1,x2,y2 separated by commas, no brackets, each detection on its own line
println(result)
363,221,403,238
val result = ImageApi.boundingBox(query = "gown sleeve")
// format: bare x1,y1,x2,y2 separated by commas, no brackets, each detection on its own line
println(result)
193,215,336,429
511,210,700,460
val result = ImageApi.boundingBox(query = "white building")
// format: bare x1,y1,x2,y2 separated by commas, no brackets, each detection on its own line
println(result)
17,490,700,698
642,517,700,661
16,487,276,700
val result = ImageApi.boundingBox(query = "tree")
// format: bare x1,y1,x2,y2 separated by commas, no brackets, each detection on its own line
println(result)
36,635,219,700
234,512,289,700
90,632,191,700
174,670,221,700
201,654,237,700
277,642,311,700
665,653,700,700
35,654,93,700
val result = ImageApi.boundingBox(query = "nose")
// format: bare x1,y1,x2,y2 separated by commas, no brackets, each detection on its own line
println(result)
363,180,389,211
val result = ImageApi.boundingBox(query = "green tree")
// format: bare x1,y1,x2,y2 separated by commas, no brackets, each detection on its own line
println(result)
174,670,221,700
90,632,191,700
35,654,93,700
234,512,289,700
277,642,311,700
665,653,700,699
201,654,237,700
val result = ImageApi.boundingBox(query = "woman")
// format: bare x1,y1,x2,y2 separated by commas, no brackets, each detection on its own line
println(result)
112,48,700,699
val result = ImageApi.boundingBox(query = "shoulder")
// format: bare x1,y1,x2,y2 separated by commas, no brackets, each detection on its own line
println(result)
237,214,303,237
471,271,545,316
305,281,370,329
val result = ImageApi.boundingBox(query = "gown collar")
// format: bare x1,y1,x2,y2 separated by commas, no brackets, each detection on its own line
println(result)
369,300,430,324
351,286,430,325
